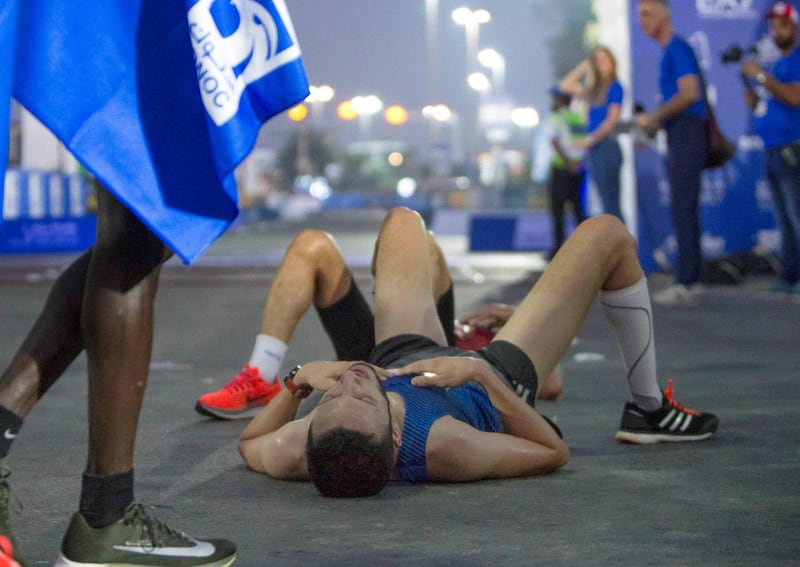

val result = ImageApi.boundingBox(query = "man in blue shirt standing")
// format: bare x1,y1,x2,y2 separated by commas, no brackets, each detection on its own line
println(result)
741,2,800,295
636,0,708,307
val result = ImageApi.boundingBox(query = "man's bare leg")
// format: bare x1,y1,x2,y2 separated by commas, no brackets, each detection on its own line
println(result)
80,188,168,527
196,230,369,419
0,251,90,419
260,230,353,343
373,208,448,345
494,214,718,445
493,215,644,393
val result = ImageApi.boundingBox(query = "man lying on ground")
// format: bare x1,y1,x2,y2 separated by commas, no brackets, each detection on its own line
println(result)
237,207,719,497
195,227,561,420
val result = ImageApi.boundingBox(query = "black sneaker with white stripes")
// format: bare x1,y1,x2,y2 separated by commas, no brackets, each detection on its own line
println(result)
615,380,719,444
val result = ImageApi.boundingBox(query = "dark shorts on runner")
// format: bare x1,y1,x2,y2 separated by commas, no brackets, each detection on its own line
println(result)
367,334,539,407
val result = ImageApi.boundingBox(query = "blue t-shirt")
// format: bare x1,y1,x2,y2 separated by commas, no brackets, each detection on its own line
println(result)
660,35,707,119
383,374,500,483
755,47,800,148
588,80,624,134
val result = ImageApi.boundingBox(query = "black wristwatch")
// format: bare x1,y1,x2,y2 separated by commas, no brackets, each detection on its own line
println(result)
283,365,311,399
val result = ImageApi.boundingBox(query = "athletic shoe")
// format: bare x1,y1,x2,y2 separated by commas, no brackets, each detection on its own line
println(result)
195,364,281,420
0,466,25,567
0,536,22,567
455,323,495,351
55,503,236,566
615,379,719,444
652,283,703,307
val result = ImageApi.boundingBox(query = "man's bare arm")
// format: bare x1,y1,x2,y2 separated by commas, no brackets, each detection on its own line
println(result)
238,387,309,477
237,360,355,478
426,418,568,481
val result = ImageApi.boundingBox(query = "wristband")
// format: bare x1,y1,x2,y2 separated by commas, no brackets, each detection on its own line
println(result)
283,365,311,399
756,72,767,85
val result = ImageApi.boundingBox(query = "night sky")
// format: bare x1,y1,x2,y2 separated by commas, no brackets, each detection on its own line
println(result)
260,1,565,156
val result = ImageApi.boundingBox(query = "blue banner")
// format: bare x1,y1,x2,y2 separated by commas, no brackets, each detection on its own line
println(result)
630,0,786,273
7,0,308,263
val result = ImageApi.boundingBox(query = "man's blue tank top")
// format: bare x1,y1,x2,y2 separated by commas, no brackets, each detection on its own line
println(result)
383,375,500,483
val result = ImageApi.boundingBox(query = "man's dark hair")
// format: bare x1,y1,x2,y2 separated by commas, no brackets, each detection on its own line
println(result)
306,425,393,497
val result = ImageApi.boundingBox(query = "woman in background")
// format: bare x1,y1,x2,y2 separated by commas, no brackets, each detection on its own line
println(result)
560,46,625,222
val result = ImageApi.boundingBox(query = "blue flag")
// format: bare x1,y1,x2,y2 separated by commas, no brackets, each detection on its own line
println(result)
10,0,309,263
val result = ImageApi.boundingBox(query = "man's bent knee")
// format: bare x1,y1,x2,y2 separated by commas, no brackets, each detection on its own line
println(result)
383,207,426,231
289,230,337,261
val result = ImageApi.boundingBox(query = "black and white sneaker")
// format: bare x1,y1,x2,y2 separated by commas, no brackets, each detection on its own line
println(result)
615,380,719,444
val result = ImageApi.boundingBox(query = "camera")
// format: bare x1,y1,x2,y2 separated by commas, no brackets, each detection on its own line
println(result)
720,44,758,64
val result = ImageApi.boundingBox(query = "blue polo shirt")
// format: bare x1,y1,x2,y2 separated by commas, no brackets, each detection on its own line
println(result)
588,80,624,134
660,35,706,119
755,46,800,148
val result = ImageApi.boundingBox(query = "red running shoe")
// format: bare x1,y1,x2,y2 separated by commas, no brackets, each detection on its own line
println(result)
195,364,281,420
455,323,496,351
0,536,21,567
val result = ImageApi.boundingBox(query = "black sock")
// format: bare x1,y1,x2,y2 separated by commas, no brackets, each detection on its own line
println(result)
0,405,23,459
436,286,456,347
79,470,134,528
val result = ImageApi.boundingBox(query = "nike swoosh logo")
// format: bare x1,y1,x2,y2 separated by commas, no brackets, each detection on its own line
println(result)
113,539,216,557
3,429,16,440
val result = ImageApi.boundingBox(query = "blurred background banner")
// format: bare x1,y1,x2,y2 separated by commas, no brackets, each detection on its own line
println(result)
628,0,781,273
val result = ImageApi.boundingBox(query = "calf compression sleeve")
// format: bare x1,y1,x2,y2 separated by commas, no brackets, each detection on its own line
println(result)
599,277,663,411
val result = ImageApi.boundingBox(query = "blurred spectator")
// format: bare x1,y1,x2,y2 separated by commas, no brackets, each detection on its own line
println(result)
741,2,800,295
546,86,587,258
636,0,708,307
560,46,625,222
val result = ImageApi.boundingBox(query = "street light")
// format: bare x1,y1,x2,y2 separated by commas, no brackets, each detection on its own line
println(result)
337,99,358,121
423,104,464,169
478,48,505,96
287,104,308,122
306,84,335,124
384,104,408,126
351,95,383,140
467,72,491,94
451,7,491,72
511,106,540,129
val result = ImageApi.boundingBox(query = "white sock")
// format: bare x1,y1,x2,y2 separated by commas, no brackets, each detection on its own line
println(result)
600,277,663,411
247,335,288,383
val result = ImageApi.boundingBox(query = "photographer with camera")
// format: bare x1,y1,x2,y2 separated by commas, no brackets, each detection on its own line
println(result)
741,2,800,295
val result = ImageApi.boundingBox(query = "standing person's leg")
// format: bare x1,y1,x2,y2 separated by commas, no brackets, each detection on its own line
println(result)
549,166,568,254
589,139,624,221
764,150,797,288
665,118,707,286
59,188,235,565
567,168,586,223
372,208,448,346
0,252,92,555
0,251,91,414
768,147,800,288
